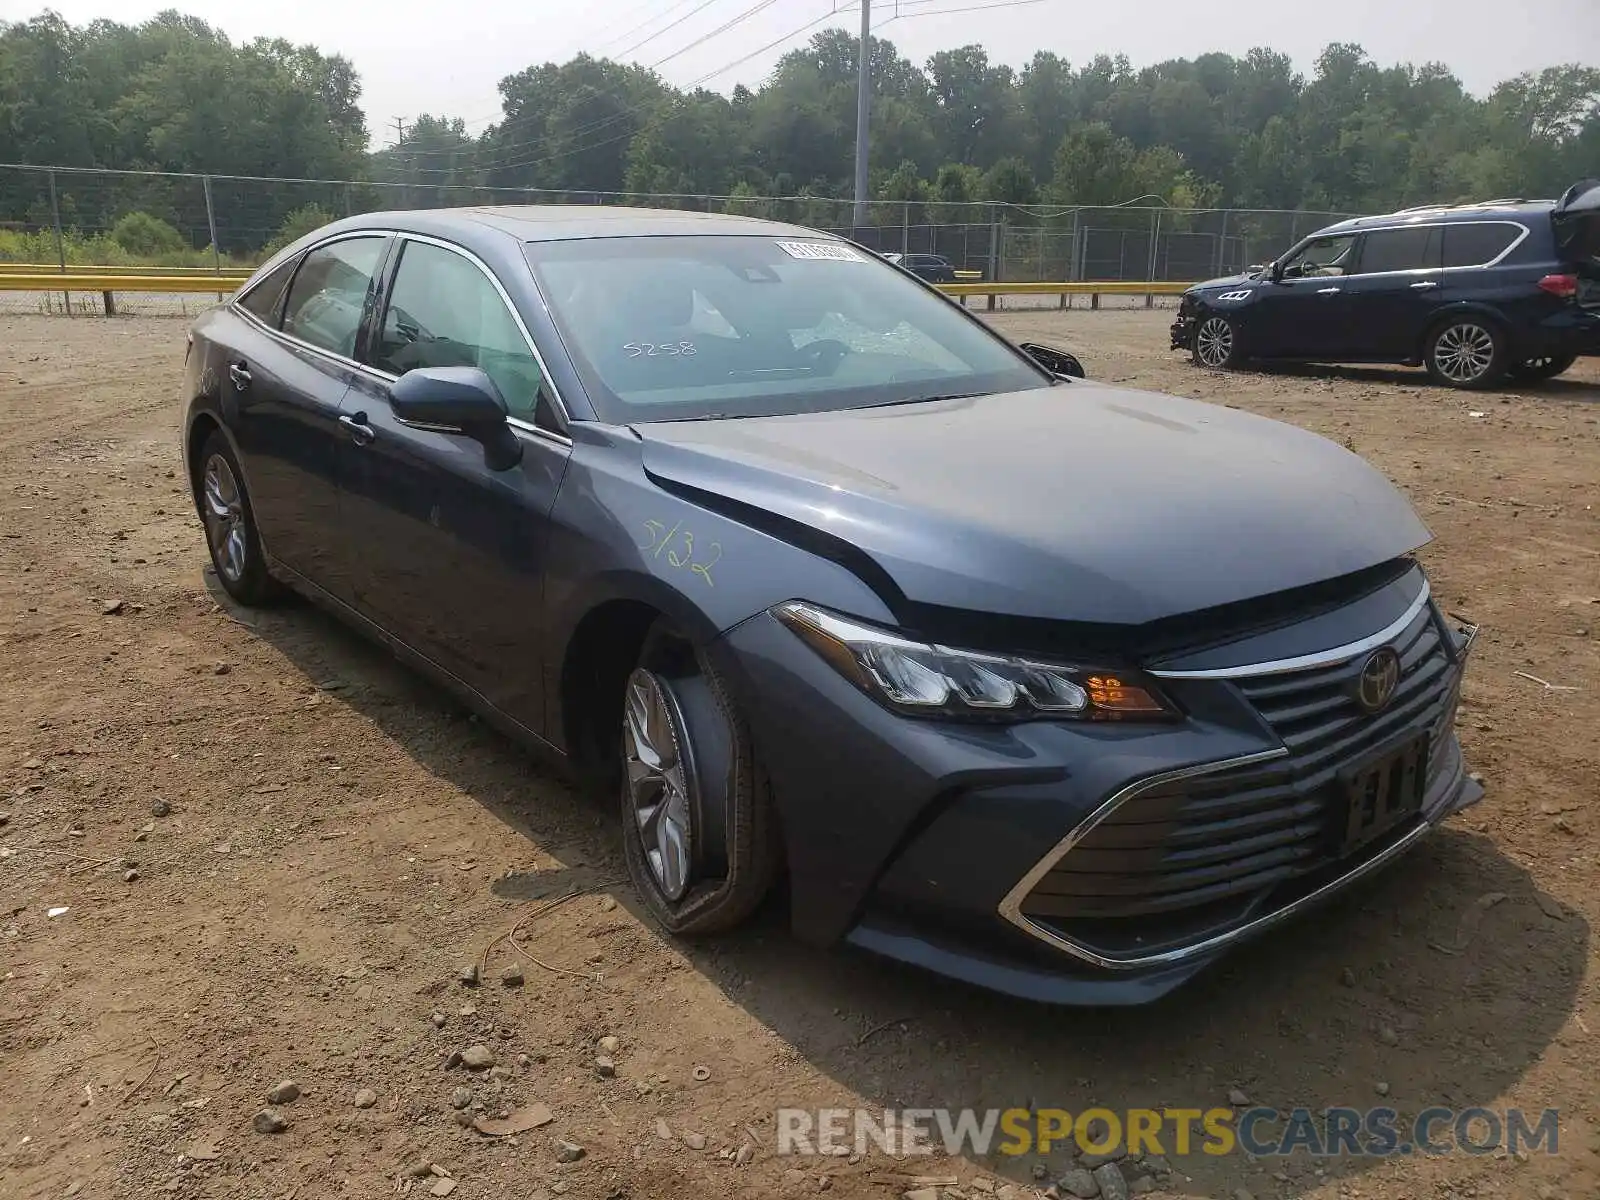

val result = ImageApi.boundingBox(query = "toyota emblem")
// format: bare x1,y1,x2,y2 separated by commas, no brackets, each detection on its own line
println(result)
1355,647,1402,714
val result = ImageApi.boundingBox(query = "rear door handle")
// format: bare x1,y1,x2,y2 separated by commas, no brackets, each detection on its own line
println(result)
1410,280,1439,290
339,413,376,446
228,362,252,391
1316,287,1342,295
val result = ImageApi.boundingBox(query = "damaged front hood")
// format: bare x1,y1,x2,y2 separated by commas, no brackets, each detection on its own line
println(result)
636,384,1432,625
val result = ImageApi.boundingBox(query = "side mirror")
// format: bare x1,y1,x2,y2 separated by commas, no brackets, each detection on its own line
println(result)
1019,342,1086,380
390,366,522,471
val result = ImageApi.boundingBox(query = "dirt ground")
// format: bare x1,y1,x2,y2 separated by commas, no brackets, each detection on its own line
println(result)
1,310,1597,1200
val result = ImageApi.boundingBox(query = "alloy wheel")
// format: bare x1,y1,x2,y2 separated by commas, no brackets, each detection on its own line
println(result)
622,668,693,901
1432,323,1496,384
201,453,248,584
1195,317,1234,368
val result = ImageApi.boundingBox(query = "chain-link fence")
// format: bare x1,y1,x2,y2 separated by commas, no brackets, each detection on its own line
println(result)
1,162,1357,315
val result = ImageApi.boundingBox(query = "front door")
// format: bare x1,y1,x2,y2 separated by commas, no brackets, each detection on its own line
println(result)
224,233,389,601
1247,232,1358,358
338,236,571,734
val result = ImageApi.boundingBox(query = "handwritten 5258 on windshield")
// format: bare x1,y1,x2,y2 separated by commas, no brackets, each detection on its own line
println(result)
639,519,721,587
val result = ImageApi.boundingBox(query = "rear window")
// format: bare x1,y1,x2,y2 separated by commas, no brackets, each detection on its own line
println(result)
1442,222,1522,268
238,255,299,325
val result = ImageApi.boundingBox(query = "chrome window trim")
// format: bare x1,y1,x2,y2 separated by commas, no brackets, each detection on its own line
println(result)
1287,220,1531,280
1148,579,1433,681
229,227,573,448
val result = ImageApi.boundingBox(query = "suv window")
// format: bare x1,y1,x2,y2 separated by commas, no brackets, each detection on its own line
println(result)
372,240,545,420
282,237,386,358
1280,234,1356,278
1442,222,1522,268
238,254,299,325
1353,226,1441,275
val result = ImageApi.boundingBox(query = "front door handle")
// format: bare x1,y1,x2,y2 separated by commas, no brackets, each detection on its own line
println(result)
339,413,376,446
1316,287,1342,295
1410,280,1439,290
228,362,252,391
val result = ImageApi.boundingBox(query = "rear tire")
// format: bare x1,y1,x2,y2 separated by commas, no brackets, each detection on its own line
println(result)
194,431,283,606
619,622,781,936
1191,313,1245,370
1509,353,1577,382
1423,317,1508,388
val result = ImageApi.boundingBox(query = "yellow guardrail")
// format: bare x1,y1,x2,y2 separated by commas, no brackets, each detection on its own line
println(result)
0,271,1193,316
0,273,241,293
942,280,1191,297
0,262,253,277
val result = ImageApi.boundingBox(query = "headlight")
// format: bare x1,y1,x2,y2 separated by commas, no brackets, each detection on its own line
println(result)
773,602,1176,722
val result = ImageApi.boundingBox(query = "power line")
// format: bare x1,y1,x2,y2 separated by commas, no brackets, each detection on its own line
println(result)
611,0,726,60
468,0,794,172
592,0,702,53
484,3,880,176
403,0,1052,178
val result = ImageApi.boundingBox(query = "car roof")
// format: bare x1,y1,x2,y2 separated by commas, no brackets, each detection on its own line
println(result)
331,204,833,244
1311,199,1555,238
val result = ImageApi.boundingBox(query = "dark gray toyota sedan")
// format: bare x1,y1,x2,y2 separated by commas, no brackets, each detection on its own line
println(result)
182,207,1482,1004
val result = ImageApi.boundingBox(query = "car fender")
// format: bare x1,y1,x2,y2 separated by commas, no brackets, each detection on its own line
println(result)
542,427,899,656
1416,299,1514,353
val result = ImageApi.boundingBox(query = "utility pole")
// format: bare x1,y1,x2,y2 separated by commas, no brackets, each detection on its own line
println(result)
391,116,409,146
852,0,871,228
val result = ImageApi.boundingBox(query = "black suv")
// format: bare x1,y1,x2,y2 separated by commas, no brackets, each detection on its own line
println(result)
1171,180,1600,387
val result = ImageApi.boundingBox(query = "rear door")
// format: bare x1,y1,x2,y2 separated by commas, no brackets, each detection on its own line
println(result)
1332,224,1444,358
224,233,390,599
338,235,572,734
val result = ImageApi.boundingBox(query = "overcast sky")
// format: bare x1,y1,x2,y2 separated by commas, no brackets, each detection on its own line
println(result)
14,0,1600,145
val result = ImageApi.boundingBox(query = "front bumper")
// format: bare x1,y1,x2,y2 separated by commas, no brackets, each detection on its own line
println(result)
716,585,1481,1006
1170,303,1197,350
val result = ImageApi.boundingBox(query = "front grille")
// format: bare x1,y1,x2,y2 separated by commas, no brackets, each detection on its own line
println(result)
1019,603,1461,957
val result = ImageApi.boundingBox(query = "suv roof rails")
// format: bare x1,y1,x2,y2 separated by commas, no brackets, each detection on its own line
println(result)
1391,197,1528,216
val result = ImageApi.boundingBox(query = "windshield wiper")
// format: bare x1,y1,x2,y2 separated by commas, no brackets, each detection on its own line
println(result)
861,391,987,409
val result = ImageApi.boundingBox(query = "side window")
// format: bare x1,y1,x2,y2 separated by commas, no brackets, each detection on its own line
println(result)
1352,226,1440,275
373,240,545,420
281,237,387,359
238,254,300,325
1280,235,1357,278
1442,223,1521,268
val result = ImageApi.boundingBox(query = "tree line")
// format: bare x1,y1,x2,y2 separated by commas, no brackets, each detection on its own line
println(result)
3,8,1598,256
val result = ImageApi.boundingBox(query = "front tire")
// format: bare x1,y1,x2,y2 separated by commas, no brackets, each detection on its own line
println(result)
1192,313,1244,369
1509,353,1576,382
194,431,282,606
1424,318,1507,388
619,624,780,936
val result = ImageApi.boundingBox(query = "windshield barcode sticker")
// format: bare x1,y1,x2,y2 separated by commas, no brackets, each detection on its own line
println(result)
775,240,864,262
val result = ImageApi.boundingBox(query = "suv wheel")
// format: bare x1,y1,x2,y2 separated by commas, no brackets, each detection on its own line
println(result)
1192,314,1243,369
1509,353,1577,382
1424,318,1507,388
619,623,781,936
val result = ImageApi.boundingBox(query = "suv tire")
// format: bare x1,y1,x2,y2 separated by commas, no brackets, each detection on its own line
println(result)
1192,313,1245,370
1509,353,1577,382
1424,317,1508,388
